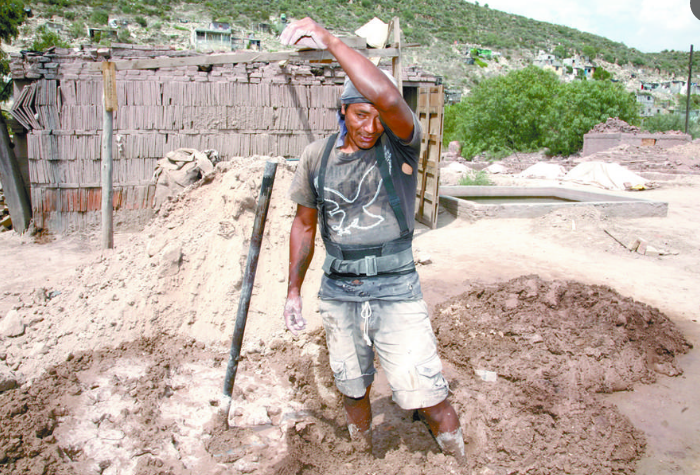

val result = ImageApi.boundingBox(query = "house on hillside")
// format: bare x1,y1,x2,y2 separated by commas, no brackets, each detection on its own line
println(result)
192,23,233,51
192,23,262,52
658,80,700,95
562,55,595,79
636,93,662,117
534,52,595,79
533,51,565,76
660,80,686,94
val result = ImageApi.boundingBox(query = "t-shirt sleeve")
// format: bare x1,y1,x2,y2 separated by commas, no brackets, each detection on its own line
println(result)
288,142,320,210
382,112,422,171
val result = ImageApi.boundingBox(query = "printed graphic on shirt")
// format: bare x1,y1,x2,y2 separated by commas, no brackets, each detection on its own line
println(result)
321,148,400,246
325,164,384,236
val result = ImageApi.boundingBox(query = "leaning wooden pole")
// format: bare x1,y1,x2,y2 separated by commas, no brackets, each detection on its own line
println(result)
0,114,32,232
101,62,117,249
685,45,694,135
223,160,278,398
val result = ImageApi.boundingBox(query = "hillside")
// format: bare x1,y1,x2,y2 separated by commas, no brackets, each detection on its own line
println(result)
3,0,699,96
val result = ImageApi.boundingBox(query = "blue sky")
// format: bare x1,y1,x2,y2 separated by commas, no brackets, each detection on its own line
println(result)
481,0,699,53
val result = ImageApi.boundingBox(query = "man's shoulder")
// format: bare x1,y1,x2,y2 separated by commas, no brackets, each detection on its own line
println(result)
383,112,422,152
303,136,334,159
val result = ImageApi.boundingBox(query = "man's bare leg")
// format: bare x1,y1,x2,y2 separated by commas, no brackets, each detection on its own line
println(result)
344,385,373,452
418,399,466,461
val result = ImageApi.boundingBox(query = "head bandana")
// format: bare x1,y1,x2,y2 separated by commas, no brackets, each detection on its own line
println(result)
336,71,398,147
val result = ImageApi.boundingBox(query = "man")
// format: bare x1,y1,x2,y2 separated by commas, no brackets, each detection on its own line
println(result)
281,18,466,460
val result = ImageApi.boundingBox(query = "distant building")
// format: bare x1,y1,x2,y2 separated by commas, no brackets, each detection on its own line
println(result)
192,24,233,51
636,93,660,117
192,23,261,52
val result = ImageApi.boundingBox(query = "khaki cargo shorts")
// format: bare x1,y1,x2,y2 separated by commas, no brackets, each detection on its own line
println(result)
319,298,449,410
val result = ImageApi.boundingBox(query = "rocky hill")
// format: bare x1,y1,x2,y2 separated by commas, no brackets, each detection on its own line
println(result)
3,1,697,102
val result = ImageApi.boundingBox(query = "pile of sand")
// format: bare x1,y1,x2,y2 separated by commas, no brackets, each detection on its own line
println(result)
0,157,325,384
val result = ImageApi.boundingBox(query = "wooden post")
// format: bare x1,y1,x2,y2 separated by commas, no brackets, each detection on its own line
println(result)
391,17,403,96
0,114,32,232
101,61,117,249
685,45,694,135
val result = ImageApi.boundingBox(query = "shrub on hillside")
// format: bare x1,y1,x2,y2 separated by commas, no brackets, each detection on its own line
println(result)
90,9,109,26
31,26,70,51
544,80,639,155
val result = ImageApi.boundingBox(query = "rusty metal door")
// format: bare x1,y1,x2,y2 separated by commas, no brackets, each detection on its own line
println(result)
415,85,444,229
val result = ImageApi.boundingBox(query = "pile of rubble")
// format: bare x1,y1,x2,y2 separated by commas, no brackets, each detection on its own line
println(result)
587,117,686,136
587,117,642,134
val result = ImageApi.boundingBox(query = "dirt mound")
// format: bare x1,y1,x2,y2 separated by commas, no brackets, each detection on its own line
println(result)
0,273,691,474
0,155,695,474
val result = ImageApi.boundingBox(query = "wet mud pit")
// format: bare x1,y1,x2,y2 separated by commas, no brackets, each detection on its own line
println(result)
0,276,691,475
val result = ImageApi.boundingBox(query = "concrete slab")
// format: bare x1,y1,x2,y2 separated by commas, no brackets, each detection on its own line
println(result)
439,186,668,219
582,132,690,156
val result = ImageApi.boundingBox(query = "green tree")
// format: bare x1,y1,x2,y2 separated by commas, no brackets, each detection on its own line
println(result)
444,66,639,157
0,0,26,42
1,0,27,101
676,93,700,109
445,66,562,157
592,66,612,81
544,80,639,155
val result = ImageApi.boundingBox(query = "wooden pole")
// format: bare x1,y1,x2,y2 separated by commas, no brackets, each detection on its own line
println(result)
224,161,278,397
391,17,403,96
101,62,117,249
685,45,694,135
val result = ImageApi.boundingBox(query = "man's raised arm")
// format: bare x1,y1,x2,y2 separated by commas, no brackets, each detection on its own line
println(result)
281,17,414,142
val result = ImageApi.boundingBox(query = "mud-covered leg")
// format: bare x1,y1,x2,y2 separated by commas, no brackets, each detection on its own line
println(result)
344,385,373,453
418,399,466,462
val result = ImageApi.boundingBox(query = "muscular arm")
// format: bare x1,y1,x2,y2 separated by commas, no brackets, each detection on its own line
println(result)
287,204,318,298
281,18,415,142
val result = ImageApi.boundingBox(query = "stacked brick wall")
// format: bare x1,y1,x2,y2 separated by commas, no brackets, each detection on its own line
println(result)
9,45,349,232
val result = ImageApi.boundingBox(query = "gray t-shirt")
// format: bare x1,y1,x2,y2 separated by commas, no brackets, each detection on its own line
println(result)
288,115,423,302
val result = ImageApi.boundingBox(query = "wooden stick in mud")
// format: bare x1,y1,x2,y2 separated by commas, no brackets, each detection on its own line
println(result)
223,160,278,397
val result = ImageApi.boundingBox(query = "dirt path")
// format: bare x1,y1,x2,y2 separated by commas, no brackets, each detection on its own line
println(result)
0,160,698,474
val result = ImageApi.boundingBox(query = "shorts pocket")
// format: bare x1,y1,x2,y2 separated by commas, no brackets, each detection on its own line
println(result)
330,360,346,380
416,354,447,388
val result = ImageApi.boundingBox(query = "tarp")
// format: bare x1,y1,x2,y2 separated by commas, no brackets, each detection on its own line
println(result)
152,148,214,208
517,162,567,179
563,161,648,191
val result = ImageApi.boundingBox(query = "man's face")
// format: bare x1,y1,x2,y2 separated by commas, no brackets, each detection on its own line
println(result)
341,103,385,152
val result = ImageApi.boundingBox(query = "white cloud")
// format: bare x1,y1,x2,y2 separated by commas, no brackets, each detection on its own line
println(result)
481,0,699,52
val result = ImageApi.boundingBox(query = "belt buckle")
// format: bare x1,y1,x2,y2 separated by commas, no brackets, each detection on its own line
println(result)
364,255,378,276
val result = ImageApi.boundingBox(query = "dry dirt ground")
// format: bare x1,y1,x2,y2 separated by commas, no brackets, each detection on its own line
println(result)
0,145,698,475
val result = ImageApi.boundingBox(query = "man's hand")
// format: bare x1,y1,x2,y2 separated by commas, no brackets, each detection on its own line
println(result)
280,17,332,50
284,295,307,335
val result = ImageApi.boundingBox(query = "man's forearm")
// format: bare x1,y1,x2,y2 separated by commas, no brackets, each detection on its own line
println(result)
325,36,402,112
287,216,316,297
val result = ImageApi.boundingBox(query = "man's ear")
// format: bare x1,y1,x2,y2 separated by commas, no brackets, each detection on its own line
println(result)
341,104,347,116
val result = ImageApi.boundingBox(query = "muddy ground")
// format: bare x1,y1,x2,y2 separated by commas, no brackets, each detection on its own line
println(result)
1,143,699,474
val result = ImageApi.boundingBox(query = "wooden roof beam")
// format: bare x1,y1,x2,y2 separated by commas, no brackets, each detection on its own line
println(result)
84,47,405,72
